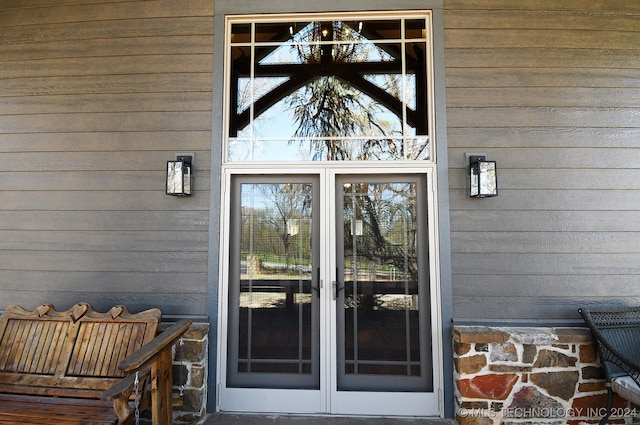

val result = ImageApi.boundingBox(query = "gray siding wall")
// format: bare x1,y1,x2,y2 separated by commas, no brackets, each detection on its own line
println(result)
0,1,214,316
2,0,639,324
445,0,640,322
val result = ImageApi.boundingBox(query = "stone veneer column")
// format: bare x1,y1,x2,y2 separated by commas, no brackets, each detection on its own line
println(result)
453,326,631,425
173,323,209,424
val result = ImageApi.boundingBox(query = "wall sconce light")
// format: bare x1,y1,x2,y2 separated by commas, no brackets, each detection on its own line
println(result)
469,155,498,198
166,155,192,196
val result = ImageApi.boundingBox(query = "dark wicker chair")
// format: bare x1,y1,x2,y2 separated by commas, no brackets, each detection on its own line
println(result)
579,307,640,425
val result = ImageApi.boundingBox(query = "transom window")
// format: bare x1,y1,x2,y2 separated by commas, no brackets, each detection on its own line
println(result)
225,12,434,162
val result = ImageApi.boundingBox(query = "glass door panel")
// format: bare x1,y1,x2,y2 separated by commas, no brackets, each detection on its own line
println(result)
221,171,440,416
227,176,320,390
336,176,432,392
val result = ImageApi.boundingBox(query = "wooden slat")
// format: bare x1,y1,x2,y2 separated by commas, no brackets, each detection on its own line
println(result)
80,323,99,376
113,323,133,376
129,323,146,358
68,322,88,376
44,321,68,374
2,322,21,371
25,321,60,373
0,321,19,370
28,321,52,373
0,394,117,425
118,320,192,372
56,319,81,377
120,324,137,365
0,382,106,396
67,320,157,378
92,323,111,376
6,321,30,372
98,323,118,376
17,321,41,373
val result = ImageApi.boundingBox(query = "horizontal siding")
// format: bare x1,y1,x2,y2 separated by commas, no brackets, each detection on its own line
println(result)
445,0,640,322
448,128,639,148
448,88,640,108
450,211,640,233
0,0,214,316
0,132,212,152
452,232,640,254
0,111,212,132
444,0,640,12
0,55,212,79
3,251,207,273
0,211,209,231
0,230,208,251
3,0,639,325
447,48,640,69
0,0,212,24
0,75,212,97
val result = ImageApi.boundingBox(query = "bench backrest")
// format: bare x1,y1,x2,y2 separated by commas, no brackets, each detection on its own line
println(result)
0,303,160,399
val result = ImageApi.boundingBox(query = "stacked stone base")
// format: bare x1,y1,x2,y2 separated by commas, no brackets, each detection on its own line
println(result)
173,323,209,424
453,326,636,425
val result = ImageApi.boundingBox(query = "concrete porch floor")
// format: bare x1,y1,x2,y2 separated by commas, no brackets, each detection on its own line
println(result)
200,413,456,425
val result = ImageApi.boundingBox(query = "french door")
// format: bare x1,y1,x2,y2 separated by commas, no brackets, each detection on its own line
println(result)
218,168,442,417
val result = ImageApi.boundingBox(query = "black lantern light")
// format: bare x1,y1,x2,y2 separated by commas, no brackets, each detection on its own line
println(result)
469,155,498,198
166,155,192,196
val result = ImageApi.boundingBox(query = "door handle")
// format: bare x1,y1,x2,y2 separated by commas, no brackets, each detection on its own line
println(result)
311,268,320,298
332,281,344,300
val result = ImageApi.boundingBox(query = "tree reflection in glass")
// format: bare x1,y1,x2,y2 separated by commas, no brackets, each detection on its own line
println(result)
228,18,431,161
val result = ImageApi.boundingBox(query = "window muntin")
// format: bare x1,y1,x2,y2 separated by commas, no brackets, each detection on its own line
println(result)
226,13,433,162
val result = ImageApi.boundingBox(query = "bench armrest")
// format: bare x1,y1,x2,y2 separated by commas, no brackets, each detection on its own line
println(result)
102,364,151,401
102,319,193,425
119,319,192,373
101,364,152,422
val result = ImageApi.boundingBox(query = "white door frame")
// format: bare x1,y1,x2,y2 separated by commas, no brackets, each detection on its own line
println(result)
216,165,444,417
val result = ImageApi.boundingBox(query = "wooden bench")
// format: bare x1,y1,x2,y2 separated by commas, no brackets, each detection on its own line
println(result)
580,307,640,425
0,302,192,425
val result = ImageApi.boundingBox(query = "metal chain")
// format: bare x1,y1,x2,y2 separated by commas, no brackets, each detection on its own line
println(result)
134,371,140,425
179,340,185,396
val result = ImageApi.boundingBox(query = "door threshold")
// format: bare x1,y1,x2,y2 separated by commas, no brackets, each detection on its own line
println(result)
203,412,455,425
